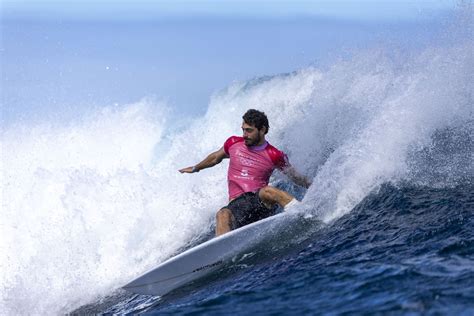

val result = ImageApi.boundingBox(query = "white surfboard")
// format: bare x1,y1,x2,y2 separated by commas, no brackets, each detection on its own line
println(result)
123,211,320,296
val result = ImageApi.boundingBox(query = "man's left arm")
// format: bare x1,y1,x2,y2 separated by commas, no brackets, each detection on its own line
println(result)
282,166,312,189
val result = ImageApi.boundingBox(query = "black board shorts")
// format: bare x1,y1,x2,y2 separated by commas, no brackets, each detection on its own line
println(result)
224,191,277,229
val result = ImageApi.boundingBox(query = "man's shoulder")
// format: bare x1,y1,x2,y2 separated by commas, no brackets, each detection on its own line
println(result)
265,143,289,169
225,136,244,143
265,142,284,155
224,136,244,154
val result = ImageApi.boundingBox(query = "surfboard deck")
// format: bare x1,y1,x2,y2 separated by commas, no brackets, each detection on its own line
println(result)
123,211,320,296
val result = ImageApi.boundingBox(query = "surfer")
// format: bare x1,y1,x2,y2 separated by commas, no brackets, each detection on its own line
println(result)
179,109,311,236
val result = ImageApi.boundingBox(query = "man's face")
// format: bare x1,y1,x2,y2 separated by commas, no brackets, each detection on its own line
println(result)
242,122,265,146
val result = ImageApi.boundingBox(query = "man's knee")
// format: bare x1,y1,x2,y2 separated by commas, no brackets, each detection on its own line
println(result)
216,208,233,221
259,186,279,201
259,186,294,207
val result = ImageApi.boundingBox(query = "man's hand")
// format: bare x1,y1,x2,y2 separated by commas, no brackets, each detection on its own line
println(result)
179,166,196,173
178,148,227,174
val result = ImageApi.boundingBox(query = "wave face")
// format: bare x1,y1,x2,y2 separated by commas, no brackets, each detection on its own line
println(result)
1,18,473,316
116,183,472,315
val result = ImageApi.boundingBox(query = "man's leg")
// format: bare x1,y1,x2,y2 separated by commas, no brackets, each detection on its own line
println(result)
258,186,295,208
215,208,235,236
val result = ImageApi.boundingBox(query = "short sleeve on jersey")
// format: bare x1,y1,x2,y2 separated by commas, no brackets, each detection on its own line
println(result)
223,136,244,155
266,145,290,170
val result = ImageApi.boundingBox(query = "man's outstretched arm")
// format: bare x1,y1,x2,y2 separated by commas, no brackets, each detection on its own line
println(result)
283,166,312,189
179,147,228,173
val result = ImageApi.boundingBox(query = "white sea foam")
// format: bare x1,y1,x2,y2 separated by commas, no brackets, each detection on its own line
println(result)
1,99,221,313
1,33,473,316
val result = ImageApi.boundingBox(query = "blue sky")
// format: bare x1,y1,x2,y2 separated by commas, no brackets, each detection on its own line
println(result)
2,0,457,124
3,0,456,21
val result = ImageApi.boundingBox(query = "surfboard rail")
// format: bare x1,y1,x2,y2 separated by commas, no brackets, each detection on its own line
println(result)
123,211,320,296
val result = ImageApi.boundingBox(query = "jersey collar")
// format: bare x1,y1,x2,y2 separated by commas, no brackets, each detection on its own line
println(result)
248,141,268,151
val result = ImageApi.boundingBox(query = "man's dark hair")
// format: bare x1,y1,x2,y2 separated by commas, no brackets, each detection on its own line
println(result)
243,109,269,134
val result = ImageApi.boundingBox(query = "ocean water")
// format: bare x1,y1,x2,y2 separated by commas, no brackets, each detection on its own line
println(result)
2,7,473,316
97,184,474,315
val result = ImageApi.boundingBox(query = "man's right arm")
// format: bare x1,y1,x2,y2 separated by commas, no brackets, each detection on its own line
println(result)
179,147,228,173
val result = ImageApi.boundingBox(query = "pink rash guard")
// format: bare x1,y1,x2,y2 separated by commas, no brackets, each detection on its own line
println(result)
223,136,290,201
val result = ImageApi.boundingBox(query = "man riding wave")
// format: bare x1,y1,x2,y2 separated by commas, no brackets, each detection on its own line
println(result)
179,109,311,236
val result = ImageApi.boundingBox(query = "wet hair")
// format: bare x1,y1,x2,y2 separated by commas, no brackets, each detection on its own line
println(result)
243,109,269,134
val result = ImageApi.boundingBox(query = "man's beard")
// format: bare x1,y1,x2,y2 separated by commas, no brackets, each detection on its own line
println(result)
245,133,261,146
